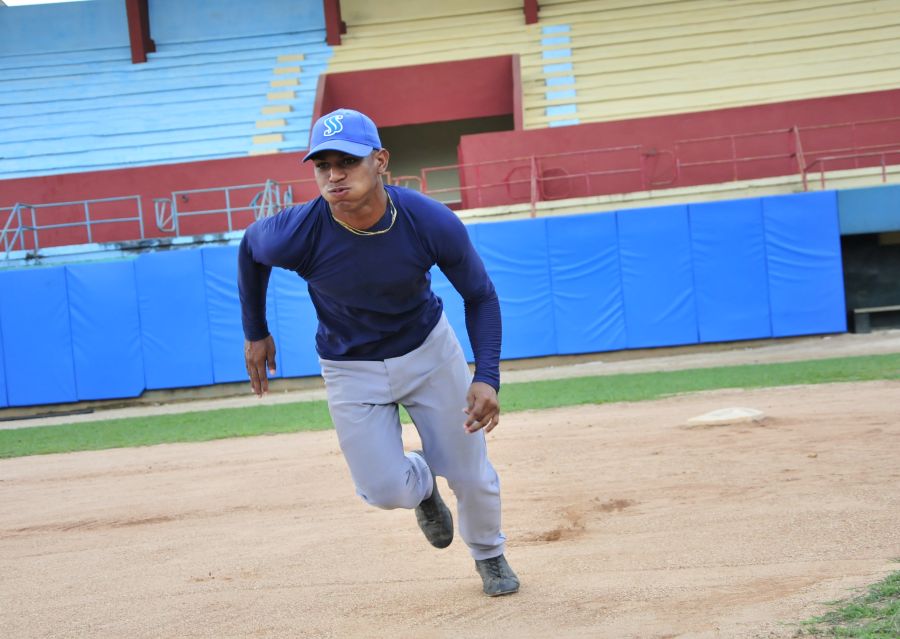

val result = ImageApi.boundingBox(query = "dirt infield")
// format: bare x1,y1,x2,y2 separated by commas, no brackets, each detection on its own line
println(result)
2,378,899,638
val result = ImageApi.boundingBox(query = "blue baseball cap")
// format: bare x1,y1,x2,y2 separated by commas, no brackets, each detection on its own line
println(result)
303,108,382,162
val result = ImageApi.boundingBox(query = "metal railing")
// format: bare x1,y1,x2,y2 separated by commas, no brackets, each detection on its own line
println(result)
411,144,654,215
672,116,900,192
2,195,144,259
673,127,798,184
152,173,402,235
152,177,320,236
1,204,30,257
5,115,900,256
804,149,900,189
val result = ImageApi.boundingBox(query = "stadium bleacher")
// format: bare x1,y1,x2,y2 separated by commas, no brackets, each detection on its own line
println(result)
531,0,900,127
1,0,899,409
325,0,900,130
0,1,331,178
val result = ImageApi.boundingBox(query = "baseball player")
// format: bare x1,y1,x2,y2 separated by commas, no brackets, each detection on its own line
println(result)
238,108,519,596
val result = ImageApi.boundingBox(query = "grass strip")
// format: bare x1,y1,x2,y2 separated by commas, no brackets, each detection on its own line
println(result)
499,351,900,413
798,567,900,638
0,402,335,459
0,352,898,459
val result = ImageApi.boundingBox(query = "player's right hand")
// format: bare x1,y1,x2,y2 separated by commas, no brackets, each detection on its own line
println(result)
244,335,277,397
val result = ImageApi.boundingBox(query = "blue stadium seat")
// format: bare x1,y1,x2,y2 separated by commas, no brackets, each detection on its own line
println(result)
0,31,330,178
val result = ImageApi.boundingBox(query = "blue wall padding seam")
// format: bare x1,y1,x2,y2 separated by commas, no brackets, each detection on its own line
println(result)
264,261,285,376
67,260,145,400
763,191,847,336
689,199,772,342
135,250,215,389
0,300,6,407
202,245,258,384
0,267,78,405
271,268,321,378
474,218,557,359
543,211,560,356
546,212,627,354
617,204,700,348
613,210,630,348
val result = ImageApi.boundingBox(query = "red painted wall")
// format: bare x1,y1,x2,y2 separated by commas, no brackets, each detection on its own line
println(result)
0,152,321,249
317,55,517,128
457,89,900,208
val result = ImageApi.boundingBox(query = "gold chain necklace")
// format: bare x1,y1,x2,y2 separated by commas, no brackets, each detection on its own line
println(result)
331,191,397,236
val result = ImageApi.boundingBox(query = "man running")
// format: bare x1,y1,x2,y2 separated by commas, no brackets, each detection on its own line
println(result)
238,108,519,596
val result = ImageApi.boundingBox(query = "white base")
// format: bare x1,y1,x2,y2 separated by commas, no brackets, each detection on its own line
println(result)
686,407,766,427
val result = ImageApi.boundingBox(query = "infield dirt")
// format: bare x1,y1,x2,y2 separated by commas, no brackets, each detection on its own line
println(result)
1,333,899,638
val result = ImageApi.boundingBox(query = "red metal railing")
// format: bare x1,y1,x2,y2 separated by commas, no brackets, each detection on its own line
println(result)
804,150,900,189
673,127,798,184
394,115,899,213
796,116,900,189
416,144,655,214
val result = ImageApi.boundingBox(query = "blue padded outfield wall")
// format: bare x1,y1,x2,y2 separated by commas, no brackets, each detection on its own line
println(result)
0,191,846,407
67,260,145,401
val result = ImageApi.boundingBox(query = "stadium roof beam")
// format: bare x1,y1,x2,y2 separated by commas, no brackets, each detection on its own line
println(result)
324,0,346,46
125,0,155,64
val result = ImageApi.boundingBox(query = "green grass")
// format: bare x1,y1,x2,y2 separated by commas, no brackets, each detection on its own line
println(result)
0,401,335,459
798,567,900,638
1,352,898,459
499,352,900,413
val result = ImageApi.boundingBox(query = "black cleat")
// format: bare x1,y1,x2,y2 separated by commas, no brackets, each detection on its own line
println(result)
412,450,454,549
474,554,520,597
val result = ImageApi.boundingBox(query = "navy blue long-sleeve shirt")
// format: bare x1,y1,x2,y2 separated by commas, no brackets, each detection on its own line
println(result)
238,185,502,390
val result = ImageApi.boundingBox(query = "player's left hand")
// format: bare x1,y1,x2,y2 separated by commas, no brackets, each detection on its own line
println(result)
464,382,500,434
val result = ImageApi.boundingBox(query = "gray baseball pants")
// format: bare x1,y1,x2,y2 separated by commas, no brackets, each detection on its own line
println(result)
319,313,507,560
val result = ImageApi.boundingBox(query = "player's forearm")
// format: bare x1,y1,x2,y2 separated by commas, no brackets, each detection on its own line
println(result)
464,292,502,391
237,233,273,341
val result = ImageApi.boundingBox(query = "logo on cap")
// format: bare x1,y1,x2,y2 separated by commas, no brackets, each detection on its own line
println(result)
323,114,344,137
302,108,382,162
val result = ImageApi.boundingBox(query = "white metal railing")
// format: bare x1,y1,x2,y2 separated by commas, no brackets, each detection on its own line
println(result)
155,179,296,234
2,196,144,260
1,204,29,258
153,197,176,234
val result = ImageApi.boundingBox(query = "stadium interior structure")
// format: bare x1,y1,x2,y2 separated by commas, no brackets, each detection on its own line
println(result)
1,0,899,410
